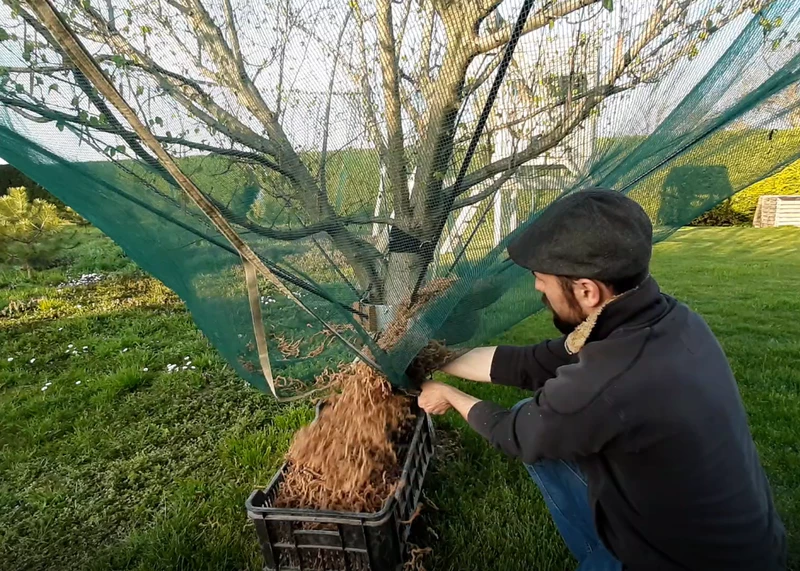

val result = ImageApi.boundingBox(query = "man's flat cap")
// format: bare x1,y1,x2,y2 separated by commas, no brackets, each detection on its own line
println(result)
507,188,653,282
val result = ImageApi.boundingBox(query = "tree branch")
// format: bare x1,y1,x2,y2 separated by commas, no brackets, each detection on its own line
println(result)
400,83,425,137
0,65,72,73
163,0,190,15
72,6,280,159
374,0,411,220
319,9,352,192
394,0,414,57
452,0,689,198
0,95,286,173
213,197,401,241
350,5,388,159
177,0,387,291
450,169,517,211
181,0,332,209
474,0,601,53
418,3,436,89
221,0,244,72
275,0,290,119
408,6,474,228
464,51,504,98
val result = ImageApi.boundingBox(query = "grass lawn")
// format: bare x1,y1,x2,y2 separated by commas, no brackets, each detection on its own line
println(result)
1,226,798,570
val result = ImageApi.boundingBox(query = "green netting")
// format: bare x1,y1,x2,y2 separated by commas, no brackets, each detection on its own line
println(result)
1,0,799,397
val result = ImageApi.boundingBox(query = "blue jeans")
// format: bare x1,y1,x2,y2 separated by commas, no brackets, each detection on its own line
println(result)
513,399,623,571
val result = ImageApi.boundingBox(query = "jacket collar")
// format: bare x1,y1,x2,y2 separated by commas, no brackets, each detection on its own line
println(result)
565,276,672,354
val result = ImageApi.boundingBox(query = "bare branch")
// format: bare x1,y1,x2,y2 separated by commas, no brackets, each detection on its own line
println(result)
182,0,331,204
319,9,353,191
214,198,402,241
221,0,244,71
462,50,506,101
163,0,190,15
395,0,414,56
0,65,72,73
408,8,475,223
0,95,284,171
400,82,425,136
350,4,388,158
275,0,290,118
453,0,693,197
418,3,436,89
375,0,411,219
182,0,279,130
475,0,601,53
450,169,517,211
72,6,280,158
176,0,386,289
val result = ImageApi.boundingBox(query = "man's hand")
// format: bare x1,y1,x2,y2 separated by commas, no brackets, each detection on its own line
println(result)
418,381,454,415
418,381,481,420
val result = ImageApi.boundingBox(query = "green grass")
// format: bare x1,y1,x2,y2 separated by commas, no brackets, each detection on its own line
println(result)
1,226,798,570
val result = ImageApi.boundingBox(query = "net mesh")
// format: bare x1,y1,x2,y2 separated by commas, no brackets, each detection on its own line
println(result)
1,0,799,397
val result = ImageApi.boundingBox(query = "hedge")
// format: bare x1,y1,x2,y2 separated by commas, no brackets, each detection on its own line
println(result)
693,160,800,225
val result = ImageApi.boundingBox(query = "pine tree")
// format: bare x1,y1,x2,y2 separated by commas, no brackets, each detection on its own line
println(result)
0,187,67,277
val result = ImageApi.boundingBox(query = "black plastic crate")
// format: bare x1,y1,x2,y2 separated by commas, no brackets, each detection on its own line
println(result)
246,403,435,571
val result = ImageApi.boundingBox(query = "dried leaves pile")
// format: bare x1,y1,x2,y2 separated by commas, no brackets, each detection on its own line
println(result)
274,361,413,512
275,279,458,512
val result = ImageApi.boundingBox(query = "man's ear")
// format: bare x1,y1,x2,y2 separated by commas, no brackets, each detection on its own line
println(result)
573,278,604,309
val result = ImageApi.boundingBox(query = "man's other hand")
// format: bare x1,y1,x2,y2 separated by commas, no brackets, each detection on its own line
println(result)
418,381,454,415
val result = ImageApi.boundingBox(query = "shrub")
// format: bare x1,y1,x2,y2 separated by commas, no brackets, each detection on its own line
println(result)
693,160,800,225
0,187,72,276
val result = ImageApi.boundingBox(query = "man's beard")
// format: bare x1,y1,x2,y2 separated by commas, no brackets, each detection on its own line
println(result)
541,293,584,335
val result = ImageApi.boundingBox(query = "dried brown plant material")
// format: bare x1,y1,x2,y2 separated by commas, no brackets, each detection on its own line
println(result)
403,545,433,571
275,362,413,512
406,340,466,386
275,279,454,512
400,504,423,525
376,279,454,351
275,335,302,358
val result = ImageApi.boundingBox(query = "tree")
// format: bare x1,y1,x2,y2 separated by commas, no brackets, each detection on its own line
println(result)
0,0,776,309
0,186,67,276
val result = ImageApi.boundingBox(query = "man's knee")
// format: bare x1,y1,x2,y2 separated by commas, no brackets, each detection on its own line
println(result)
510,396,535,413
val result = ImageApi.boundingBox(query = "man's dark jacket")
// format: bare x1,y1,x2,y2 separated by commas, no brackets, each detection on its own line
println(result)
467,277,787,570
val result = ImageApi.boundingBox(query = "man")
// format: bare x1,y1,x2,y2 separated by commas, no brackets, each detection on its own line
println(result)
418,188,786,570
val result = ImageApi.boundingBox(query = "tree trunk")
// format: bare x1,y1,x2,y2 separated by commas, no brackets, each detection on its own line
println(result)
383,251,426,306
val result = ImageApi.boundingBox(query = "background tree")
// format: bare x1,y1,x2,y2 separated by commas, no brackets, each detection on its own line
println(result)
0,186,68,276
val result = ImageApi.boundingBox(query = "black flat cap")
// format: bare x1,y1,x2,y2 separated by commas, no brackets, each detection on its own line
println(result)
507,188,653,282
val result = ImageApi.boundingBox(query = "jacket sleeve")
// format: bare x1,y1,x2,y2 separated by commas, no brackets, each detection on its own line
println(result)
490,338,576,392
466,381,623,464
